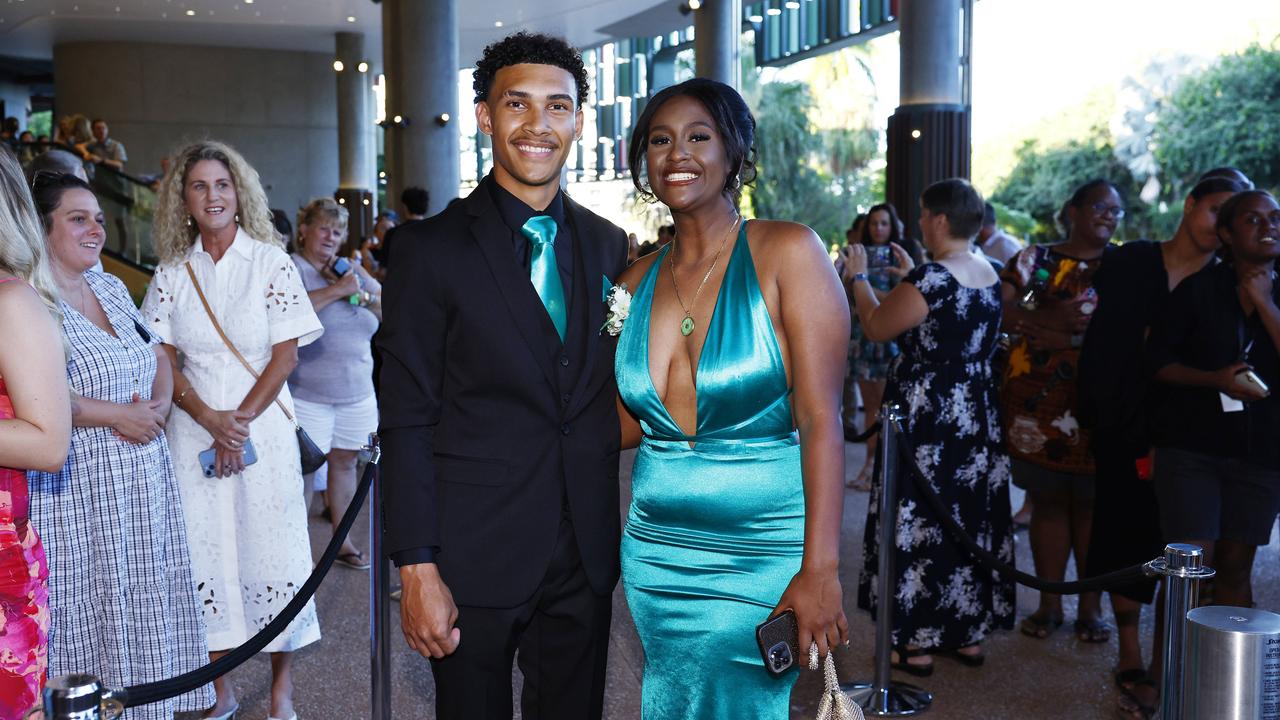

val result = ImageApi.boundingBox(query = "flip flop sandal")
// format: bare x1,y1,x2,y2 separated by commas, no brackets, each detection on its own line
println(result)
1075,617,1112,643
1019,612,1064,639
336,550,371,570
1116,679,1158,719
890,647,934,677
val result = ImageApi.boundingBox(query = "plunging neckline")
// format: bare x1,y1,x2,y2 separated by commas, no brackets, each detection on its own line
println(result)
645,220,747,438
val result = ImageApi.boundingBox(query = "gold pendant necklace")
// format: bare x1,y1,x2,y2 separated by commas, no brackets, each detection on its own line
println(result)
669,214,740,337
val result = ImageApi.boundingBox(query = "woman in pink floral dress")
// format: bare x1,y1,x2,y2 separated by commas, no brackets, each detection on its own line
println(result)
0,147,71,719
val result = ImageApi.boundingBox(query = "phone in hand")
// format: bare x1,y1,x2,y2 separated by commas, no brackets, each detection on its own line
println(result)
755,609,800,677
1235,367,1270,396
331,257,352,276
199,439,258,477
867,245,893,269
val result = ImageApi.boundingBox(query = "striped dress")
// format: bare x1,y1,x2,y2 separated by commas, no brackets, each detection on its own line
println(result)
28,271,212,719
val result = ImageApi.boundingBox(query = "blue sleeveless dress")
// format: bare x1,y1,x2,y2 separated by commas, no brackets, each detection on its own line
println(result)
616,221,805,719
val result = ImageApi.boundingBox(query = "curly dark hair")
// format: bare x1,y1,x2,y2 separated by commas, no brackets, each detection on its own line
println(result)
627,78,757,205
473,32,590,107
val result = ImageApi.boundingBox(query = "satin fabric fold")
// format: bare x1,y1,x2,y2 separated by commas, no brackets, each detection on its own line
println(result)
616,221,805,719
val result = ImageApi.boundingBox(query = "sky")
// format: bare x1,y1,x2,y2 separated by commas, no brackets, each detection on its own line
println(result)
776,0,1280,192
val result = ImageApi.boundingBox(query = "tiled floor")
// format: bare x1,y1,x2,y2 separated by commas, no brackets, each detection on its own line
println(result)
201,440,1279,719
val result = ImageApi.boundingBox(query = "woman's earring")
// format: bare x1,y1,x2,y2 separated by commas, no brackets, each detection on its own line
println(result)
186,216,193,228
234,213,241,224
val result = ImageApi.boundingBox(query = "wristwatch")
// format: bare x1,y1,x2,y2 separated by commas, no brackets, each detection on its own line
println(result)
850,272,869,283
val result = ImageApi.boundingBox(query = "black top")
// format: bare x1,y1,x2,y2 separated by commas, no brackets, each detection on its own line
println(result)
489,178,575,304
376,174,629,605
1077,241,1169,451
1147,261,1280,469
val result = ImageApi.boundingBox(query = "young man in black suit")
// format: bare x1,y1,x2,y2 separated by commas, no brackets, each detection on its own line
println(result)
376,33,629,720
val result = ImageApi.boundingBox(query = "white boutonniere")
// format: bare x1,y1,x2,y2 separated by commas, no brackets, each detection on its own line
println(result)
601,282,632,336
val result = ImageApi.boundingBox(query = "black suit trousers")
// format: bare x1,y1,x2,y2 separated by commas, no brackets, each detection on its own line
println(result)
430,515,612,720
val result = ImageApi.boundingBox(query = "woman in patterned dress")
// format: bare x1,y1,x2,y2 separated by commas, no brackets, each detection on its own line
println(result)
849,179,1015,674
1000,179,1120,644
0,146,70,720
141,141,322,720
26,172,212,719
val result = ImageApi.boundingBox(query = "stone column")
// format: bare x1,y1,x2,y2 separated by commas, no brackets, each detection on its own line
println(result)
885,0,970,252
694,0,740,88
336,32,373,192
380,0,404,214
386,0,460,215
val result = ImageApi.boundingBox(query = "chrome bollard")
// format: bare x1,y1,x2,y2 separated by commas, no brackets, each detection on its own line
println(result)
366,433,391,720
1184,606,1280,720
27,674,125,719
842,403,933,716
1147,543,1215,720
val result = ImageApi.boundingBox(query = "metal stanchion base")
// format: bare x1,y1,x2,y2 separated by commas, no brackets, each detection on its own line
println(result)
841,681,933,717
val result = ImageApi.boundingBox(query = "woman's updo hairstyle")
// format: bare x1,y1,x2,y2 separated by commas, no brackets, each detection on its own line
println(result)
30,172,94,234
627,78,757,205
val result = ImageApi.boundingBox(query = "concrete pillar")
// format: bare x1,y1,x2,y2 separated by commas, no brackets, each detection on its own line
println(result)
336,32,373,191
694,0,740,88
386,0,460,216
899,0,962,105
885,0,970,252
380,1,404,215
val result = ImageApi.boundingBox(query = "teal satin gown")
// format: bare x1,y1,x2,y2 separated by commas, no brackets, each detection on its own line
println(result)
617,221,805,718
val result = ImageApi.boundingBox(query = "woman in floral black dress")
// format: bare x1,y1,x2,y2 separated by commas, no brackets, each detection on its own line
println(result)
847,179,1015,675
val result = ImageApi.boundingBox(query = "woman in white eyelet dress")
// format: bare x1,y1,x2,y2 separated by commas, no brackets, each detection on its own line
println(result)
141,140,321,720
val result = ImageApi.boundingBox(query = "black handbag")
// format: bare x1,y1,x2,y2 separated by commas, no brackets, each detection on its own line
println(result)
186,263,328,475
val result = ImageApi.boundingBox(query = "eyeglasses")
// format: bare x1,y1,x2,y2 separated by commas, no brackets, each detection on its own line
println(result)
1090,202,1126,220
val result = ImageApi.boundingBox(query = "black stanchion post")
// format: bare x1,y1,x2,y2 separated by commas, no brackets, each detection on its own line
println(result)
367,433,391,720
842,403,933,716
1146,543,1215,720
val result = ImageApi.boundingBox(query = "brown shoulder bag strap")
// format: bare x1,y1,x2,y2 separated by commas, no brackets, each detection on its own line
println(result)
184,261,297,425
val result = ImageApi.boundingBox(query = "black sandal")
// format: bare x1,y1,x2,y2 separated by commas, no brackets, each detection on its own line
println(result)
890,647,934,677
1117,679,1158,719
1019,611,1064,639
939,646,985,667
1113,667,1146,690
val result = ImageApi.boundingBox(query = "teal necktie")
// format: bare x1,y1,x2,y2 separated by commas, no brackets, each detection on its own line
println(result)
522,215,567,341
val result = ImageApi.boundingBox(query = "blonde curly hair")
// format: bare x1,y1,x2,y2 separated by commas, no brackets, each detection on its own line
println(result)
0,146,62,327
153,140,281,265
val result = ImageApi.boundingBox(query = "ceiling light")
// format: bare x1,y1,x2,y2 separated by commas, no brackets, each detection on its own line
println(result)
766,7,782,16
749,13,763,22
494,20,503,27
362,198,371,206
688,0,701,7
784,1,800,8
392,114,403,124
357,61,369,73
333,60,345,72
346,15,356,22
185,9,195,16
911,129,922,139
245,0,253,3
436,113,451,126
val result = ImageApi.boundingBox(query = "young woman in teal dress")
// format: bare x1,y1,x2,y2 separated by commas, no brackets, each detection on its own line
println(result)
614,78,850,718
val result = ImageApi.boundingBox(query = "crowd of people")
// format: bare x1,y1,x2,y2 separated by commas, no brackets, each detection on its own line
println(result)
835,167,1272,719
0,28,1274,720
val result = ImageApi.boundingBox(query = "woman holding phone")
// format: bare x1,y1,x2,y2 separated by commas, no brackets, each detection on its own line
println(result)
141,140,322,720
839,202,914,489
288,197,381,570
1146,190,1280,613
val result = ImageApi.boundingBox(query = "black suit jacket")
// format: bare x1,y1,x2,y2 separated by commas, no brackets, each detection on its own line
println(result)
377,175,628,608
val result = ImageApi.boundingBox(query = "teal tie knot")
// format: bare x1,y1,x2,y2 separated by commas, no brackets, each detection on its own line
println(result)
521,215,567,342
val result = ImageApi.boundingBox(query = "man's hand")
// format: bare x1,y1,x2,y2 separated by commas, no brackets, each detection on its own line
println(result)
400,563,461,659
